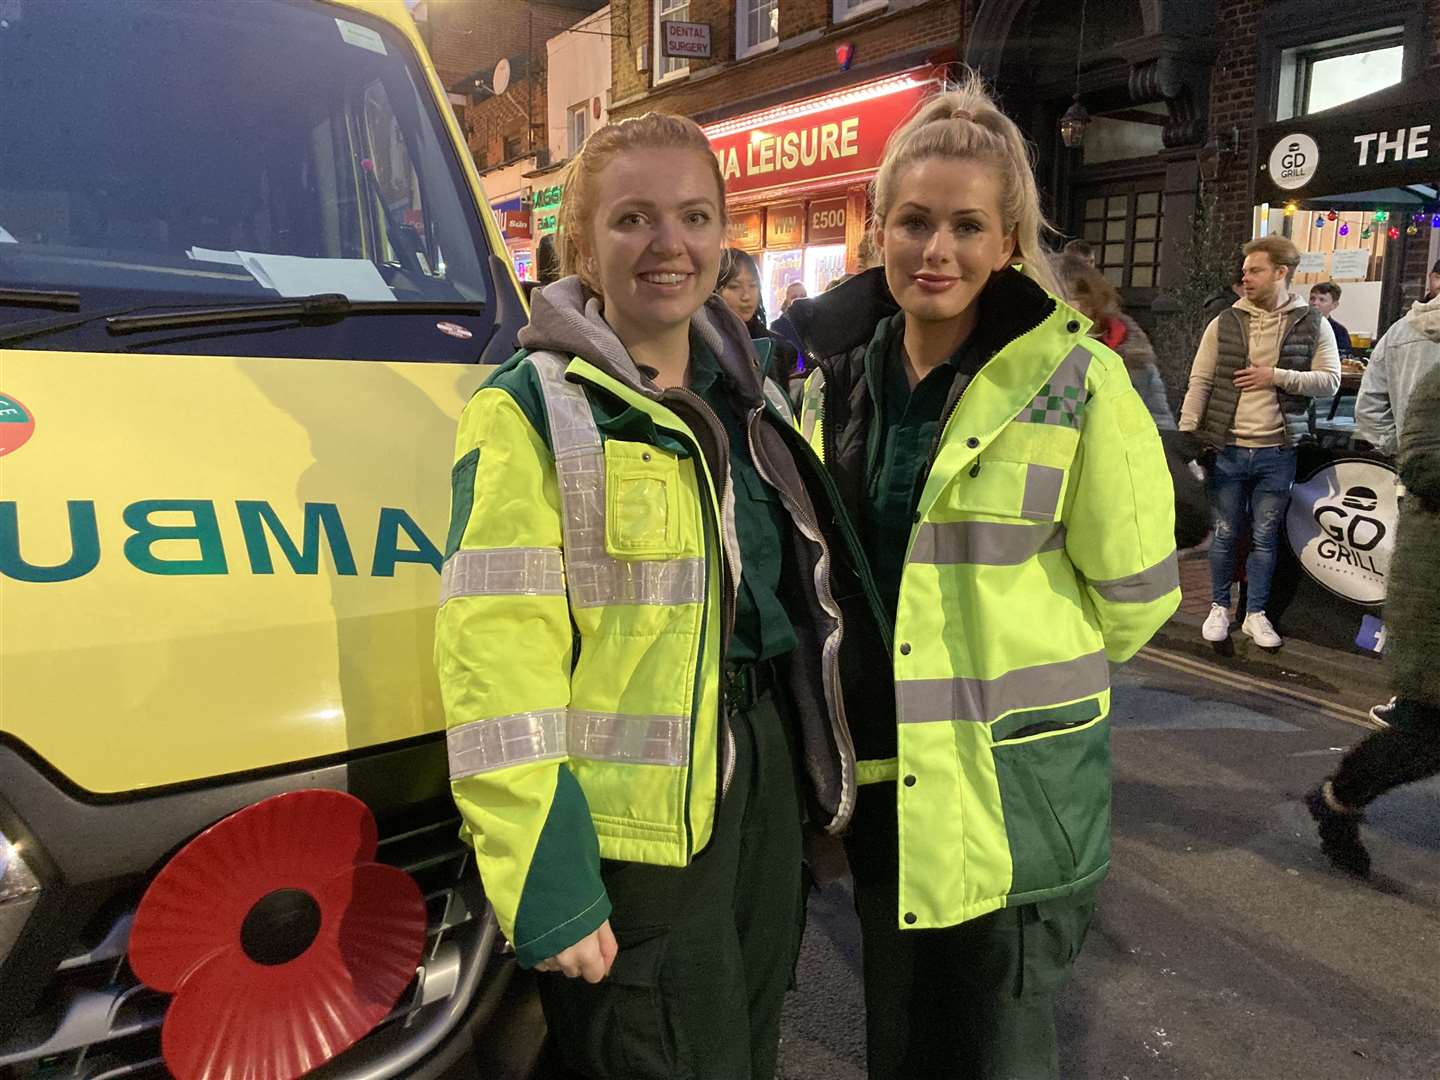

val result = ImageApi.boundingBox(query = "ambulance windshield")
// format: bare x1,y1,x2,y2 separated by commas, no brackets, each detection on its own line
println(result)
0,0,499,359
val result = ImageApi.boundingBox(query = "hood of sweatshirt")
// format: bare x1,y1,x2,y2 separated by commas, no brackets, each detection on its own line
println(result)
515,275,767,405
1405,293,1440,343
1232,291,1309,319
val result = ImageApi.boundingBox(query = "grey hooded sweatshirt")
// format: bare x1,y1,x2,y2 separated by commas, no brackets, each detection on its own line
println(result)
1355,295,1440,456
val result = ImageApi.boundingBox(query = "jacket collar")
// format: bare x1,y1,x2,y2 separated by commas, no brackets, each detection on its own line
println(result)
789,265,1062,374
517,275,767,408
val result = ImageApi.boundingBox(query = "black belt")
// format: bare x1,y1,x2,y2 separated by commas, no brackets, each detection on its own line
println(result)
725,658,779,713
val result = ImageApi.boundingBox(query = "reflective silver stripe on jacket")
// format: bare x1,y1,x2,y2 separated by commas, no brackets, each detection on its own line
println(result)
448,708,567,778
529,352,705,607
763,377,795,423
1089,552,1179,604
439,547,566,602
1020,464,1065,521
799,369,826,445
909,521,1067,566
896,650,1109,724
448,708,691,778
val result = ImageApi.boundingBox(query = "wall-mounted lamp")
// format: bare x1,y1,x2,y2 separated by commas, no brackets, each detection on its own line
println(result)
1198,126,1240,183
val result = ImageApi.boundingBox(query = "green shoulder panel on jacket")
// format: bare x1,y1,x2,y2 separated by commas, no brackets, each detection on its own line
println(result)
481,349,552,454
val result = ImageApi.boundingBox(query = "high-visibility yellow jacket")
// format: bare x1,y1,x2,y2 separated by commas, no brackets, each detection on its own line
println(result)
435,279,885,966
792,267,1180,929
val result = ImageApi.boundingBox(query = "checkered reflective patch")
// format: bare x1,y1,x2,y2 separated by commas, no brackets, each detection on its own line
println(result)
1020,382,1089,428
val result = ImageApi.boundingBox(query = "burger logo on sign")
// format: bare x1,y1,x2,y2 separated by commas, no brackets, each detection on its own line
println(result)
1268,132,1319,191
1286,459,1398,605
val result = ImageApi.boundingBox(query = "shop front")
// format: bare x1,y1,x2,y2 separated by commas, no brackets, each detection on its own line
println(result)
703,68,939,322
490,196,535,281
1254,71,1440,346
1249,71,1440,656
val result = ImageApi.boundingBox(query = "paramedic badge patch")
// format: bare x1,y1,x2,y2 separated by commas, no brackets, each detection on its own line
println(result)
0,394,34,456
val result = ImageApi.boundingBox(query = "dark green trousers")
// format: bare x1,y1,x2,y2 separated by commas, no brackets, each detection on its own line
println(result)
538,682,806,1080
847,784,1097,1080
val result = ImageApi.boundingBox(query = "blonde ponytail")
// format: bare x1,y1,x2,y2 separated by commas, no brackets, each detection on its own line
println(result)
871,70,1060,298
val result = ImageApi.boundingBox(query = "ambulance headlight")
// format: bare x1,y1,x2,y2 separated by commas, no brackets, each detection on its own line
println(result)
0,828,43,965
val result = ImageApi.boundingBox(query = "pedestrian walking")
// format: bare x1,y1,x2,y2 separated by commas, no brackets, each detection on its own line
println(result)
1307,363,1440,877
1178,235,1341,649
1355,293,1440,456
788,74,1179,1080
1060,237,1095,265
1054,252,1176,429
434,112,883,1080
717,245,801,386
536,232,561,285
769,281,810,356
1202,267,1245,320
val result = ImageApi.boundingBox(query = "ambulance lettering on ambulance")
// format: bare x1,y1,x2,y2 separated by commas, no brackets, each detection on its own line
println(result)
0,500,441,582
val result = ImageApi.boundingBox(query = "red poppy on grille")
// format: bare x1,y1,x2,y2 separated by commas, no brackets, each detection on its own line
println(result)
128,790,427,1080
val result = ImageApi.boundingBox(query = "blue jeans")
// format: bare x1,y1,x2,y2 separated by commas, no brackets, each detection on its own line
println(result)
1207,446,1297,613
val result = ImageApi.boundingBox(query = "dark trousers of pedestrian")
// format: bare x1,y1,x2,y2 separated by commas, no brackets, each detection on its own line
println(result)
846,784,1097,1080
1208,445,1296,613
537,667,806,1080
1331,698,1440,808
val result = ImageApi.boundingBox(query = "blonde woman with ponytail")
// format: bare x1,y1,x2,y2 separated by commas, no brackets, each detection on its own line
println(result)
790,74,1180,1078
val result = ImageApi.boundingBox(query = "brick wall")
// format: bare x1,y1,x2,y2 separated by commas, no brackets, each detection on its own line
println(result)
464,75,551,169
1209,0,1440,257
427,1,602,170
1208,0,1263,255
609,0,961,121
1400,223,1434,308
427,0,593,89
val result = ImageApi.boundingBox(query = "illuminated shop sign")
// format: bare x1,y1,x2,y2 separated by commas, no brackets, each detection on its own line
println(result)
705,73,933,198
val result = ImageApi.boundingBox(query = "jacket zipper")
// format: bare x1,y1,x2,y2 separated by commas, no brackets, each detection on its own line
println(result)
662,386,740,803
748,405,859,834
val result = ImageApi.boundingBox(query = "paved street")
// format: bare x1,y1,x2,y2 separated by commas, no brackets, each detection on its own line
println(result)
778,653,1440,1080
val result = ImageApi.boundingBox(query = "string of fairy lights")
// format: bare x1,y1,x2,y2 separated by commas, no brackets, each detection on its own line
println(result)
1282,202,1440,240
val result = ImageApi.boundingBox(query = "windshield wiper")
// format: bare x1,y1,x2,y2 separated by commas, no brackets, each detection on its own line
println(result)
106,294,485,335
0,288,82,311
0,294,485,347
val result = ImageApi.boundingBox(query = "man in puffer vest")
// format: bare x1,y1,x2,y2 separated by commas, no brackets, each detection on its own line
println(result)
1178,235,1340,648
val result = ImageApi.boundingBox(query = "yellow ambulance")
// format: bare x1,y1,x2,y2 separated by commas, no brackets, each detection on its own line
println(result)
0,1,532,1075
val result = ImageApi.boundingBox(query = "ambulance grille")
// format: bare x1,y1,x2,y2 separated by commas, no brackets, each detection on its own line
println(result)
0,814,495,1079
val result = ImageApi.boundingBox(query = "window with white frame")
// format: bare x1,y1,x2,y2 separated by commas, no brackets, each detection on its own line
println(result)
832,0,886,24
567,101,590,156
1277,28,1404,120
654,0,690,83
736,0,778,58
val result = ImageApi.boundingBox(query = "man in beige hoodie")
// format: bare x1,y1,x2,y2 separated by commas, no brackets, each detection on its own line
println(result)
1179,235,1341,648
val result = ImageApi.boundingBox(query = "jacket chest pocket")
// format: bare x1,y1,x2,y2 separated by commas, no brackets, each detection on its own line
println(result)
604,439,683,558
949,458,1068,522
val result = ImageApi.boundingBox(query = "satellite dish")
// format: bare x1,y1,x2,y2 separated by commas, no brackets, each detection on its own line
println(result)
492,58,512,96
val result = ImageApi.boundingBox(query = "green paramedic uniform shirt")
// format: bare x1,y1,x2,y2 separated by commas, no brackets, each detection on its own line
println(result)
688,342,798,663
861,313,987,617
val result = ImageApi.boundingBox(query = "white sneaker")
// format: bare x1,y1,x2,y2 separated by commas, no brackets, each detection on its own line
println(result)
1241,611,1282,648
1369,697,1396,728
1202,604,1231,642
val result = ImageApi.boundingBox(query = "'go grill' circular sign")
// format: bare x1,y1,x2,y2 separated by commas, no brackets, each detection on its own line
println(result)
1286,458,1398,606
1267,132,1320,191
0,394,34,456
